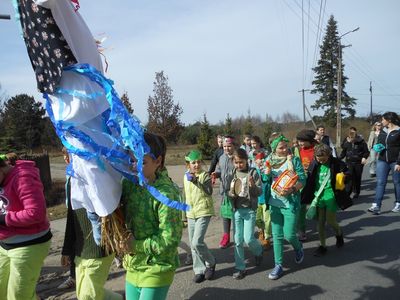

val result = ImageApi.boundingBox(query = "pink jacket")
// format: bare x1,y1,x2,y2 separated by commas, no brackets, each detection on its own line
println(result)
0,160,50,240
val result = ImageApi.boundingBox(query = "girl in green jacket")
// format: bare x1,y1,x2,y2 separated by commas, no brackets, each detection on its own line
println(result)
122,133,183,300
183,150,216,283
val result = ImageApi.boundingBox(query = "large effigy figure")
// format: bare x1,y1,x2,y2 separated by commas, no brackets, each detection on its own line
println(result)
12,0,188,247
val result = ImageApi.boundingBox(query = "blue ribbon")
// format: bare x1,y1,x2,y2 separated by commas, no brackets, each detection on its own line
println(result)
44,63,189,211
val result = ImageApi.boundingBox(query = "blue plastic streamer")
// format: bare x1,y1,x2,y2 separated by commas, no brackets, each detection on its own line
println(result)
44,63,189,212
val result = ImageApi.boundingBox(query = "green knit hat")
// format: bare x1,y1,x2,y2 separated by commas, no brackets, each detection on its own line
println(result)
185,150,202,162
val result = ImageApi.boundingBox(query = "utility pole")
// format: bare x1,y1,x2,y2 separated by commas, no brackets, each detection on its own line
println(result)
336,27,359,148
336,42,342,148
298,89,310,126
369,81,373,124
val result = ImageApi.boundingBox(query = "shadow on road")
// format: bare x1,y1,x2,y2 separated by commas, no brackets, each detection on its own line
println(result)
353,264,400,300
190,282,325,300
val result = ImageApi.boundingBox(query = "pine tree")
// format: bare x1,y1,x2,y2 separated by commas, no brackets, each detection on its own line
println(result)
197,114,214,158
224,113,233,136
311,15,356,126
263,118,274,145
243,109,254,135
147,71,183,143
121,91,134,114
0,94,45,150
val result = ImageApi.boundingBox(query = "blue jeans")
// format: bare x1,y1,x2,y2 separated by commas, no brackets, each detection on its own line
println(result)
374,160,400,208
234,208,262,271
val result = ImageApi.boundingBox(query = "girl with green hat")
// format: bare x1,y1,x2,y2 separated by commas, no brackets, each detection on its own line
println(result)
265,135,306,280
183,150,216,283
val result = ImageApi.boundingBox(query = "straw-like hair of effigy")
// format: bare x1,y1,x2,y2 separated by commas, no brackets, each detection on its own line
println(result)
101,208,133,257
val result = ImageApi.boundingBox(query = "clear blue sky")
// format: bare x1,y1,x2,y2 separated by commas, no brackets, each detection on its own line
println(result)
0,0,399,125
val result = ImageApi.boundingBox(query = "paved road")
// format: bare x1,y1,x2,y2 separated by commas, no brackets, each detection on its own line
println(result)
41,165,400,299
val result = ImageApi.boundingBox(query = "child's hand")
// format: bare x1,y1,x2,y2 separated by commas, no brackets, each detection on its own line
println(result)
211,172,217,185
60,255,70,267
264,161,271,175
248,176,255,187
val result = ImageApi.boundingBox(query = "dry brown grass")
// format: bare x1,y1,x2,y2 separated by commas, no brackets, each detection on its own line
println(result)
47,203,68,221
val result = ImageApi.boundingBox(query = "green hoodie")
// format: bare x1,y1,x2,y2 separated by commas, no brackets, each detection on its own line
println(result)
122,169,183,288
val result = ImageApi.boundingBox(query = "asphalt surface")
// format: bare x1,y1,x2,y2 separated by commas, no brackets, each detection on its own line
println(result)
43,165,400,300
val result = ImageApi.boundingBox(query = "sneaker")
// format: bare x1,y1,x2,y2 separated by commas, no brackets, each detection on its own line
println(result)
57,276,75,289
204,263,216,280
268,264,283,280
219,233,230,249
367,204,380,215
391,203,400,212
368,203,379,213
313,246,327,257
297,231,307,242
336,235,344,248
255,254,263,266
232,269,247,280
193,274,205,283
352,193,359,199
295,247,304,264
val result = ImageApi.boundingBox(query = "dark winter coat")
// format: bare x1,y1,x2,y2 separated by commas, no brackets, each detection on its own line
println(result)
301,157,352,210
339,135,369,164
377,129,400,164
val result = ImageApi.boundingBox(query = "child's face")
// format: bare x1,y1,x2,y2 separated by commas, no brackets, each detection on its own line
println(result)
217,137,223,148
142,154,162,181
244,137,251,146
251,140,260,150
315,154,329,164
275,141,288,157
234,156,248,171
189,160,202,174
223,143,234,155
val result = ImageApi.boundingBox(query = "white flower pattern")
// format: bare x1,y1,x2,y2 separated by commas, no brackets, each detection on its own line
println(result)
17,0,77,94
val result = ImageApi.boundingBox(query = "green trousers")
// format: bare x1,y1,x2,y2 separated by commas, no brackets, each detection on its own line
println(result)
126,281,170,300
255,204,272,239
75,254,122,300
270,205,302,265
317,207,342,247
0,240,50,300
297,203,307,233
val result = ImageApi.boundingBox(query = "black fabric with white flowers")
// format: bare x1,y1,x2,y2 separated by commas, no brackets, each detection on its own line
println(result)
17,0,77,94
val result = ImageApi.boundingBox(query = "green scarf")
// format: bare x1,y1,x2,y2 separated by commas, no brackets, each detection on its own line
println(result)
269,153,288,169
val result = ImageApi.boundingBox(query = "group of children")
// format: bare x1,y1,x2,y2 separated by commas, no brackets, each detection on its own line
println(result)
184,129,353,283
0,128,357,299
